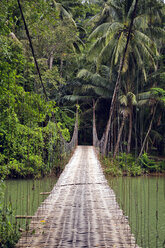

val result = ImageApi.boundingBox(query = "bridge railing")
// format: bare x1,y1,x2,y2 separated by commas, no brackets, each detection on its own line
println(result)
59,107,78,154
93,100,106,154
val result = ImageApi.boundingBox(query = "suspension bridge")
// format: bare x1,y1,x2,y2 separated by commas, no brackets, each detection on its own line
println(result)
15,109,139,248
16,146,139,248
7,105,163,248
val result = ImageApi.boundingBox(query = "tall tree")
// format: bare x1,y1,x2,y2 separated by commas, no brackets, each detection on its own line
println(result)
88,0,160,154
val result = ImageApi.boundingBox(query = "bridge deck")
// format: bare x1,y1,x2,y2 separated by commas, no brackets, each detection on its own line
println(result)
16,146,139,248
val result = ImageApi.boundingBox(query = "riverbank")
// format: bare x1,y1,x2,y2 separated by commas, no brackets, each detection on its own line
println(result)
100,152,165,177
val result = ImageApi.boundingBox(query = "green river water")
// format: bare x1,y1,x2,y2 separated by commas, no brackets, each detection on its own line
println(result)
4,177,58,231
4,176,165,248
108,176,165,248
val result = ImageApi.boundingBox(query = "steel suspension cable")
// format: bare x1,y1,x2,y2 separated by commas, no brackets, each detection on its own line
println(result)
17,0,48,101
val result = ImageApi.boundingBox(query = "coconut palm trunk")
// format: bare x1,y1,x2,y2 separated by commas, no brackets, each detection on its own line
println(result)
102,0,139,155
138,103,157,158
113,116,126,158
49,50,54,69
127,111,133,153
93,99,97,146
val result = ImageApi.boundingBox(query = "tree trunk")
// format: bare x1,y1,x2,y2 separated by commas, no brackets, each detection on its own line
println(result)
48,51,54,69
127,111,132,153
60,58,63,77
93,99,96,146
102,59,121,155
102,0,139,155
110,119,113,153
138,104,157,158
113,117,126,158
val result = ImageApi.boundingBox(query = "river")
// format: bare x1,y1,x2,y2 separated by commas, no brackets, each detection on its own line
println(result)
4,176,165,247
4,176,58,231
108,176,165,248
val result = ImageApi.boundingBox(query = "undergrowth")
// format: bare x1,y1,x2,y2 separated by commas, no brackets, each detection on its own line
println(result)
101,152,165,177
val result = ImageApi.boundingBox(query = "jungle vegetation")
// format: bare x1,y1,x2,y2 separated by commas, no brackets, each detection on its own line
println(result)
0,0,165,180
0,0,165,246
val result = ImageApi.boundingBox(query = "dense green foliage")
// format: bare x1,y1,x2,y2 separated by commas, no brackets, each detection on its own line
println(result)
0,36,71,178
71,0,165,159
0,0,78,179
0,1,164,174
0,0,164,176
0,0,165,246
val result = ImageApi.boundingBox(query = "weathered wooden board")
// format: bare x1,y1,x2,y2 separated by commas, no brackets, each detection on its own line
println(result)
16,146,139,248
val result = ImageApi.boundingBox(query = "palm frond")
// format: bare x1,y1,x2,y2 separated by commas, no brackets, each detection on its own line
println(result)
77,69,110,89
148,27,165,40
119,95,127,106
134,30,153,46
94,87,111,98
99,36,117,64
137,91,151,101
137,99,149,106
135,30,159,61
134,14,148,30
133,44,143,67
127,92,137,105
82,85,111,98
136,39,157,71
77,69,93,80
127,0,136,19
105,22,124,44
150,130,162,142
88,36,106,61
114,32,127,65
89,23,111,40
64,95,92,102
53,0,76,26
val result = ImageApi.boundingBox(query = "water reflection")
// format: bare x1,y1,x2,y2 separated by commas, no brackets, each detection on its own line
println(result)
108,176,165,248
4,177,57,230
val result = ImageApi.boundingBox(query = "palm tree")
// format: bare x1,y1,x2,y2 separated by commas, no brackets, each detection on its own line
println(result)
88,0,158,75
87,0,160,154
118,88,137,154
64,65,115,146
113,107,129,158
138,87,165,157
77,67,114,147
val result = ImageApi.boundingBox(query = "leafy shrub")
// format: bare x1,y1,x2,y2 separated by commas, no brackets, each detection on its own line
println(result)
138,152,158,172
127,162,142,176
101,152,164,176
158,160,165,171
115,153,142,176
104,166,122,176
101,157,122,176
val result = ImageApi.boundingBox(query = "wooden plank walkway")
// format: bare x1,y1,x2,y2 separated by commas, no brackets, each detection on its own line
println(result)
16,146,139,248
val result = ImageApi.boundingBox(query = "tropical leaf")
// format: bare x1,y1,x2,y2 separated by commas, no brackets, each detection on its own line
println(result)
137,91,151,101
64,95,91,102
127,0,136,19
127,92,137,103
119,95,127,106
88,23,111,40
88,36,106,61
